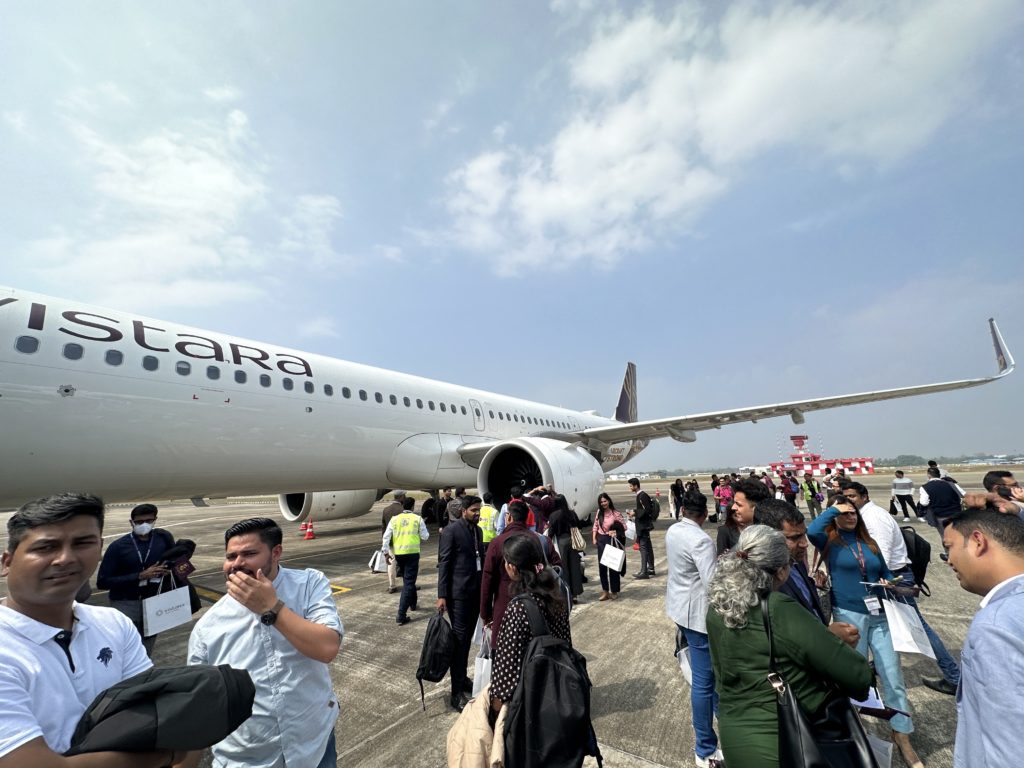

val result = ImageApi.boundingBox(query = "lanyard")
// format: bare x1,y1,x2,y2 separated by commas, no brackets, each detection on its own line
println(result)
131,535,154,567
841,537,868,581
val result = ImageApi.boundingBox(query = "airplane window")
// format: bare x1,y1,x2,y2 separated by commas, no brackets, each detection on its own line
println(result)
324,384,333,396
451,403,457,413
390,394,398,405
104,349,124,366
461,406,468,415
283,378,294,391
505,412,511,421
375,392,383,403
440,403,447,413
359,390,368,401
63,343,84,360
498,412,504,421
416,398,423,409
489,410,494,418
207,366,221,380
175,361,191,376
142,355,159,371
304,381,314,394
403,396,411,407
235,370,247,384
260,374,271,387
15,335,39,354
342,387,351,398
512,414,518,423
474,408,481,417
428,401,435,411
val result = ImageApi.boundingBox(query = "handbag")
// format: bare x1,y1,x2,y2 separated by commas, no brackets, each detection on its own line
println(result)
570,526,587,552
760,596,878,768
472,628,492,697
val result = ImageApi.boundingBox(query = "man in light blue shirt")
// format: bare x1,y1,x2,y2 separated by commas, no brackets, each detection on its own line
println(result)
187,518,343,768
943,509,1024,768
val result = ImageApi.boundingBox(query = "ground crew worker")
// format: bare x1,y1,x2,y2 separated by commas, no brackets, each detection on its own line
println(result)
479,491,499,544
382,497,429,625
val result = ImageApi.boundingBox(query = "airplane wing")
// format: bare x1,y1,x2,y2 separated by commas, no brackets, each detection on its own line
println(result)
576,318,1015,447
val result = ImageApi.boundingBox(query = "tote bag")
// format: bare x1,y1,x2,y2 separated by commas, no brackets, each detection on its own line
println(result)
142,578,192,636
881,598,936,659
599,538,625,571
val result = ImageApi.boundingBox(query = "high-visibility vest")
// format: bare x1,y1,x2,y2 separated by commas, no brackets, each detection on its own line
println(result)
391,512,423,555
479,504,499,543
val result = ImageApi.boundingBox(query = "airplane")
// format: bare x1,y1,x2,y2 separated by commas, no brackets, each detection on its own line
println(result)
0,286,1015,522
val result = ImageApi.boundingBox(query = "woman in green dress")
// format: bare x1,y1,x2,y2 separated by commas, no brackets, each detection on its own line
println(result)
706,525,873,767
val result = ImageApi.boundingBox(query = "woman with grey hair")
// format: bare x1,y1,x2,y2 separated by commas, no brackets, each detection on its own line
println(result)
706,525,872,767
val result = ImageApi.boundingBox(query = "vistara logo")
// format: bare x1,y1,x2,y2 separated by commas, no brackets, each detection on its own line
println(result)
97,647,113,667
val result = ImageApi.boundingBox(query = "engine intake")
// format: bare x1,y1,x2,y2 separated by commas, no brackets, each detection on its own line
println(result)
477,438,605,515
277,489,380,523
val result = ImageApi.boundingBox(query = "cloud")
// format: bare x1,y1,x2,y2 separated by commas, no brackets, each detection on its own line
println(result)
279,194,345,269
203,86,242,103
3,110,29,136
438,0,1020,274
297,316,341,339
423,99,453,132
19,86,350,311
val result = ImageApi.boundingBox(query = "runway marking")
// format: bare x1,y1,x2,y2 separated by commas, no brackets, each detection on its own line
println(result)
193,585,224,603
330,585,351,595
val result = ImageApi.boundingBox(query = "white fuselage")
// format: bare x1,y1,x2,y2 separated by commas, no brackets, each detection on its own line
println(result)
0,287,639,508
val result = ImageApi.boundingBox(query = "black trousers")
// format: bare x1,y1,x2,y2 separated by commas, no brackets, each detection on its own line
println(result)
597,535,622,593
448,596,480,699
893,495,920,517
394,553,419,620
636,528,655,574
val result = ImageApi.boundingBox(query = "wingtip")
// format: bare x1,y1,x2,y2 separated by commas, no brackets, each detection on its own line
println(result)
989,318,1015,375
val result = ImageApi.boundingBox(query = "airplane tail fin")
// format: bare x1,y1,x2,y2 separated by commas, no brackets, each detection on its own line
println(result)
614,362,638,424
989,318,1015,375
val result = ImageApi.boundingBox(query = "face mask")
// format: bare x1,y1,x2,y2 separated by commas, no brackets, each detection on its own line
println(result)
133,522,154,536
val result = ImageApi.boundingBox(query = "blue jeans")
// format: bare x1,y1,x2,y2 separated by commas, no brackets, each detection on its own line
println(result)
895,570,960,685
681,627,719,758
315,728,337,768
833,607,913,734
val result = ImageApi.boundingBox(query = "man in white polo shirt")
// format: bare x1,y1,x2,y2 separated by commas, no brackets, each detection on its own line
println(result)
0,492,187,767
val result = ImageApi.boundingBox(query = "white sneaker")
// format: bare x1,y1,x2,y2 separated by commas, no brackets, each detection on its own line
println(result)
902,517,911,523
695,749,725,767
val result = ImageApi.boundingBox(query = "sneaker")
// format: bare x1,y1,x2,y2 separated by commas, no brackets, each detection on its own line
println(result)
922,677,957,696
695,750,725,768
902,517,911,523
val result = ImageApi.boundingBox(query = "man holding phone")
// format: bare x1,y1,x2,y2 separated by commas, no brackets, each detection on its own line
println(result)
96,503,176,655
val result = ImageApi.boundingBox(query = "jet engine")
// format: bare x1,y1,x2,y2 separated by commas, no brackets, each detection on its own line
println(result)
277,489,381,523
477,437,605,514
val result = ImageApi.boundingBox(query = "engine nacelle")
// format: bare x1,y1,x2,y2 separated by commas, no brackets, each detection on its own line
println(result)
277,489,380,523
477,438,605,515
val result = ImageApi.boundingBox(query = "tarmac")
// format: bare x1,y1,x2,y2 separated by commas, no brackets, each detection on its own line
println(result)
2,468,1012,767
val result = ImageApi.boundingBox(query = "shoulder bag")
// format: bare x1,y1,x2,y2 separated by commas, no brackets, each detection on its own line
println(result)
759,596,878,768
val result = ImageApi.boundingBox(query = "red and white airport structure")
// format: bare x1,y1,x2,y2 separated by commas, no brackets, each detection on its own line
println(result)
769,435,875,477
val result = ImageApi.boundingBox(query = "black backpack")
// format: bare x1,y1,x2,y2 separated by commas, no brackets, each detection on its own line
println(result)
66,665,254,755
649,495,661,522
901,526,932,596
503,595,602,768
416,613,454,710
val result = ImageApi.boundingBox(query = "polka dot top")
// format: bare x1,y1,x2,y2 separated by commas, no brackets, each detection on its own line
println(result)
490,592,572,702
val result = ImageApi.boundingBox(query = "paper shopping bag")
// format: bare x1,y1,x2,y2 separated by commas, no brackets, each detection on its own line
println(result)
369,549,389,573
882,598,936,659
599,539,626,571
624,520,636,540
142,583,192,636
472,627,492,698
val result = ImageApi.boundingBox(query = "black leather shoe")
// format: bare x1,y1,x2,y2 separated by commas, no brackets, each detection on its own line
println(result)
648,570,658,577
922,677,957,696
450,693,468,712
396,616,411,625
388,587,398,594
463,678,474,694
633,572,650,580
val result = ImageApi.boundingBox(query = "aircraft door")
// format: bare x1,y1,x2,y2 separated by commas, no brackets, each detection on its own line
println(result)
469,399,486,431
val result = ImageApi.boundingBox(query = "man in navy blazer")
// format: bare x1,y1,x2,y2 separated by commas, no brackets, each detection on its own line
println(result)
437,495,486,712
757,498,860,647
944,509,1024,768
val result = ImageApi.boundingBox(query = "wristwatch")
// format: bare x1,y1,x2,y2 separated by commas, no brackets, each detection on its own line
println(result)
260,599,285,626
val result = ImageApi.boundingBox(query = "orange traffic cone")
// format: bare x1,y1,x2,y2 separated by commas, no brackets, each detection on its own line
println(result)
299,522,309,535
303,522,316,540
655,490,661,498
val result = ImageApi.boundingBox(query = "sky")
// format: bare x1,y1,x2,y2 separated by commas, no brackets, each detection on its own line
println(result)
2,0,1022,472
